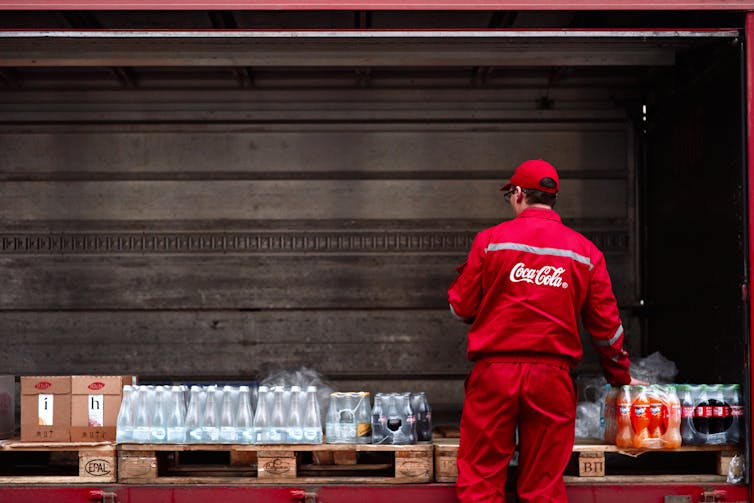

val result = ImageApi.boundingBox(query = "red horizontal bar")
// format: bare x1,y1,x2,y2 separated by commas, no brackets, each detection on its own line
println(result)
0,0,753,10
0,484,748,503
0,28,741,35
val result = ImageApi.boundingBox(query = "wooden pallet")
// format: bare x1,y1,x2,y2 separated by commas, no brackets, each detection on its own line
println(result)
0,439,117,484
433,438,741,484
434,438,460,483
567,441,740,484
118,442,433,484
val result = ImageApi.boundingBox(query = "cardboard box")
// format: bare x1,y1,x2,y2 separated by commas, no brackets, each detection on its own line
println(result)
71,375,134,442
0,376,15,439
21,376,71,442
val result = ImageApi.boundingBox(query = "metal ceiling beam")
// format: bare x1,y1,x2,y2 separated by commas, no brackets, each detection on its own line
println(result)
0,28,735,37
207,11,255,88
469,12,517,86
0,0,751,10
0,30,735,67
59,12,140,89
0,39,691,68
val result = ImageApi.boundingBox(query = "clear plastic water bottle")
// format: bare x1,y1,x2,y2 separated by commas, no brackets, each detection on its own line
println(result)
356,392,372,444
250,383,259,415
166,386,187,443
213,386,224,424
150,387,167,443
116,385,135,443
287,386,304,443
185,386,204,443
181,385,190,408
253,385,270,443
411,392,432,441
236,385,255,444
202,385,220,443
325,393,340,443
132,386,152,443
268,386,287,444
338,393,358,443
220,385,237,443
302,385,322,444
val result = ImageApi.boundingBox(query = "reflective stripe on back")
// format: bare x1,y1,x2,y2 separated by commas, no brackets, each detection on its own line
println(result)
484,242,593,270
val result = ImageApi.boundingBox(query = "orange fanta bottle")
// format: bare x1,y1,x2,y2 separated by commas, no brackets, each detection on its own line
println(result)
615,385,633,448
648,389,664,439
631,386,650,448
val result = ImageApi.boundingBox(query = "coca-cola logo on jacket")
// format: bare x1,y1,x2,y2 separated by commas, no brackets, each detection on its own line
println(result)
510,262,568,289
88,382,105,391
34,381,52,390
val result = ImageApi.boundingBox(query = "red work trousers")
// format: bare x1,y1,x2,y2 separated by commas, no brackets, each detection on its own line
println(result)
456,359,576,503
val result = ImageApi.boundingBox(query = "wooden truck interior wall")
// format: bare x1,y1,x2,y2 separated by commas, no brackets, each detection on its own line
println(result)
0,11,747,422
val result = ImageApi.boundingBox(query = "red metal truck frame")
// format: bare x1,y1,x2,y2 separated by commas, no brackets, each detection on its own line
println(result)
0,0,752,10
0,3,753,501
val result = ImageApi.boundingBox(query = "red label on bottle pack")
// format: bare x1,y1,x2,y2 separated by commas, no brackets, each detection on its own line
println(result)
730,406,744,417
88,382,105,391
34,382,51,390
682,406,694,418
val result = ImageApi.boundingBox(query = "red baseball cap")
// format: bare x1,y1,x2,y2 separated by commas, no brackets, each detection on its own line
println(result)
500,159,560,194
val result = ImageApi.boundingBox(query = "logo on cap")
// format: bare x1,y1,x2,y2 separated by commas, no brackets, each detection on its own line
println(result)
539,177,557,189
501,159,560,194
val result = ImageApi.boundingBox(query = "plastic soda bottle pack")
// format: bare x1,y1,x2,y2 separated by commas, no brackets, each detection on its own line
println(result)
116,383,323,445
604,383,743,448
677,384,743,446
325,392,373,444
604,384,682,449
324,391,433,445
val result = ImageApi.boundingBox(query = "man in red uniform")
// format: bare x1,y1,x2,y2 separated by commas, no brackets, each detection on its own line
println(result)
448,159,642,502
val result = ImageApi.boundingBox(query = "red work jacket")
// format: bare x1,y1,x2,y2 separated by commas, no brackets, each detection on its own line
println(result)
448,207,631,386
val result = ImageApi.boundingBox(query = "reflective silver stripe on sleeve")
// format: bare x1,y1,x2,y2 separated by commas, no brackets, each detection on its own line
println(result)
449,304,464,322
484,242,593,270
594,325,624,347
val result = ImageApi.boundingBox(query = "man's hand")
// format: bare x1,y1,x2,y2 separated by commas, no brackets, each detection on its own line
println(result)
629,376,649,386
